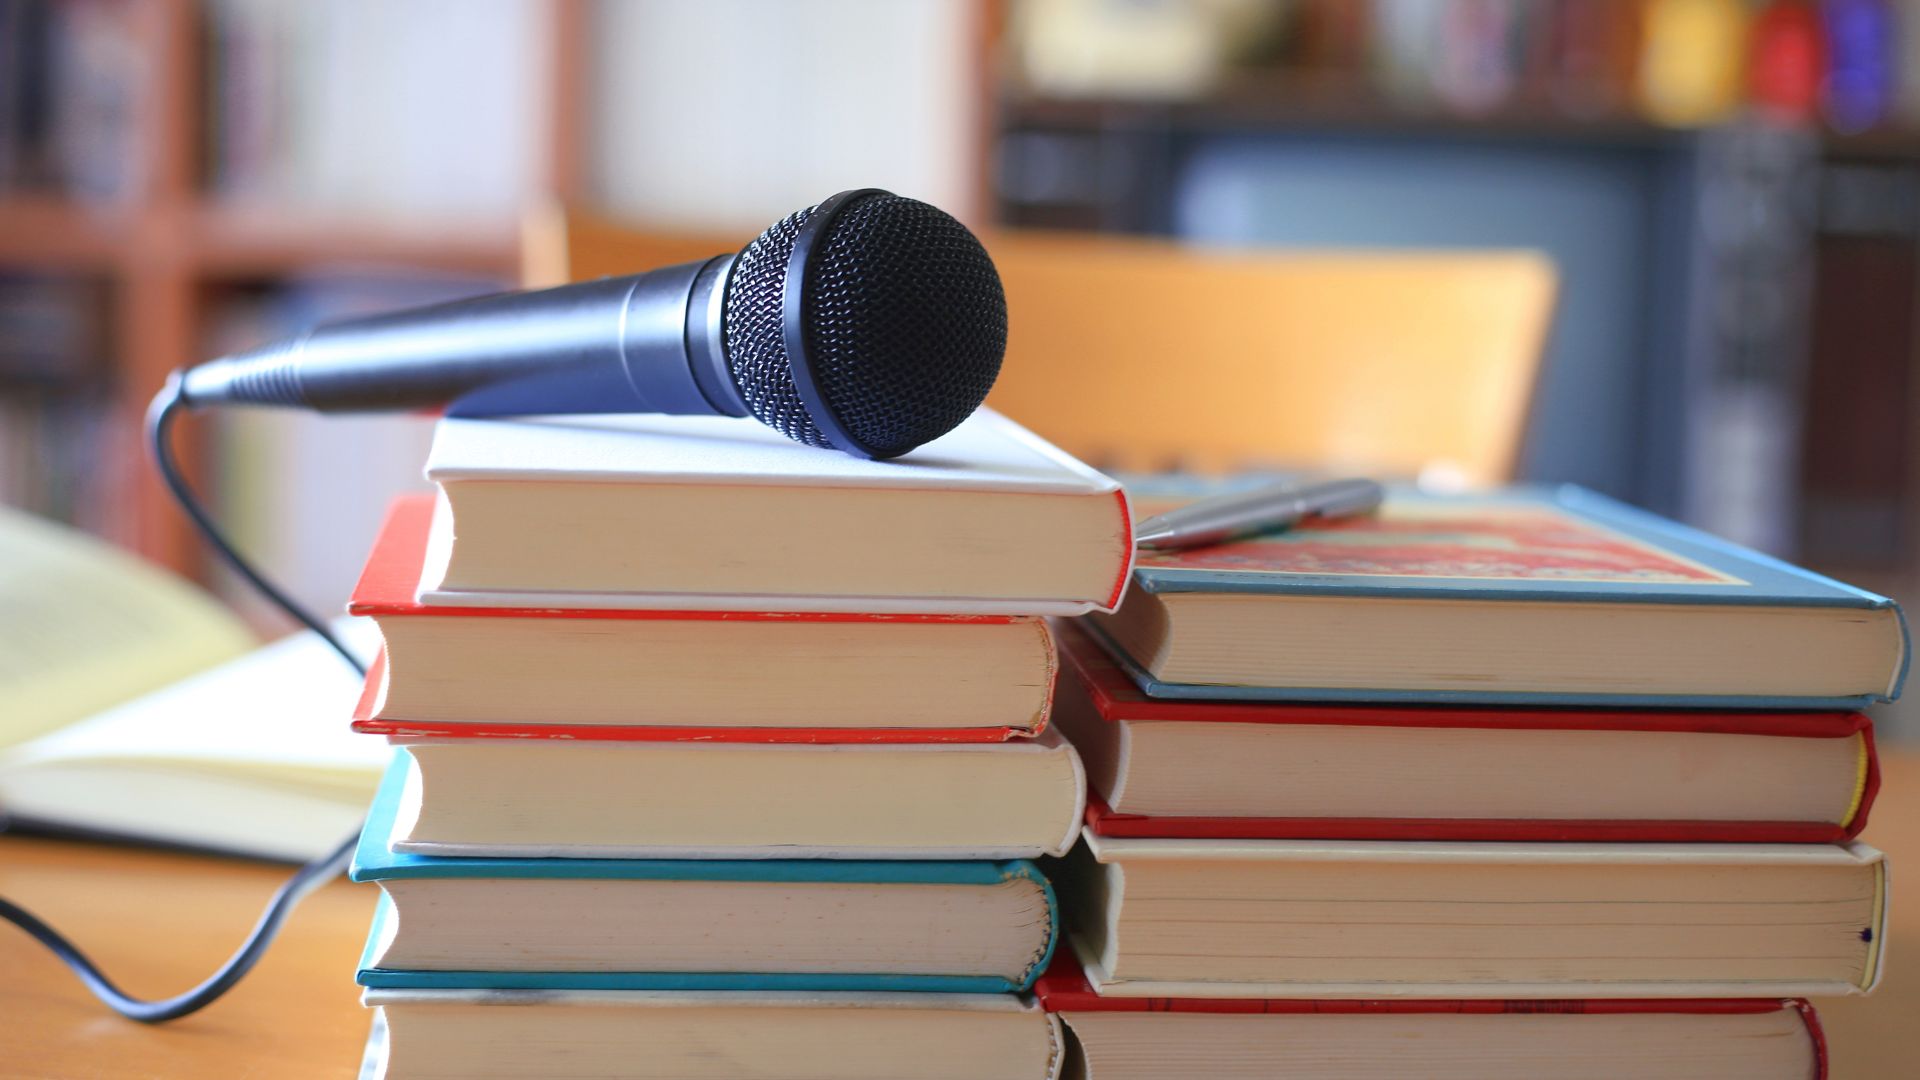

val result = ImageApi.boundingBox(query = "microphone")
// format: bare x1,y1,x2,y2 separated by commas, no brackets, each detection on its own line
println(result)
178,189,1009,460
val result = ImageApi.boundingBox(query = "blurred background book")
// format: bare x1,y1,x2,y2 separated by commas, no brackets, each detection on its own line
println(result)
3,0,1920,706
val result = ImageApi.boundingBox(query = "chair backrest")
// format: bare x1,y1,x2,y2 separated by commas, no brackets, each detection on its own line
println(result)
521,203,738,288
525,207,1557,486
986,231,1556,484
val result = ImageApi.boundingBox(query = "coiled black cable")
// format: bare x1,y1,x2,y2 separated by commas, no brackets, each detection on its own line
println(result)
0,373,367,1022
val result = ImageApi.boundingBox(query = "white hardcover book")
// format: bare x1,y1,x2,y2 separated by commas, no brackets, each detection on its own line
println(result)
386,727,1087,860
1061,833,1888,1000
414,408,1133,614
360,988,1065,1080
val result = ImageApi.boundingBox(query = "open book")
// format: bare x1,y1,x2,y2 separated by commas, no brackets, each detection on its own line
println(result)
0,506,388,860
1,505,256,744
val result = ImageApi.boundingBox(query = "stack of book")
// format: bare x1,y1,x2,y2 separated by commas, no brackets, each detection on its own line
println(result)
1044,483,1904,1078
343,410,1135,1079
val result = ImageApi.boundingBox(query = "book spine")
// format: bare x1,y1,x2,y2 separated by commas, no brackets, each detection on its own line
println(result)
1085,802,1861,845
1044,990,1810,1017
1009,859,1062,993
1103,487,1135,612
359,602,1029,625
357,969,1031,994
1065,620,1882,734
1797,999,1830,1080
1842,720,1882,841
355,719,1032,744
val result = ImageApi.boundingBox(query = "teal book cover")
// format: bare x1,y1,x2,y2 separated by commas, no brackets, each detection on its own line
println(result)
351,756,1059,993
1103,483,1908,709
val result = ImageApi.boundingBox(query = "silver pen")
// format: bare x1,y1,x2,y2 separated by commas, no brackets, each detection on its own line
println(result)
1133,478,1386,551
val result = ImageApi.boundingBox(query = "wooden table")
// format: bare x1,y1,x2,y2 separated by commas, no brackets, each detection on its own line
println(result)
4,756,1917,1078
0,838,375,1079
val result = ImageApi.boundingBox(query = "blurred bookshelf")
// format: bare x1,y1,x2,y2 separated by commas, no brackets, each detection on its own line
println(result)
0,0,584,581
0,0,981,606
9,0,1920,612
987,0,1920,604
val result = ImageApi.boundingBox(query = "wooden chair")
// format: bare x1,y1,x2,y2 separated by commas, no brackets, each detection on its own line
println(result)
523,206,1557,486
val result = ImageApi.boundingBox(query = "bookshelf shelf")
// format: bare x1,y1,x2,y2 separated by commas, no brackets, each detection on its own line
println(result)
0,198,131,269
0,199,521,277
1001,82,1686,145
1001,81,1920,155
993,17,1920,589
0,0,581,579
188,208,521,278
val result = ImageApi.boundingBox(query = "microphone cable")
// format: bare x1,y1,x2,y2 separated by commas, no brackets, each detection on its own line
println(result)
0,373,368,1023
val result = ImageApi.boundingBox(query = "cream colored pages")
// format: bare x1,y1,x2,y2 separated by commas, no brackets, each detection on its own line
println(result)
1073,838,1887,999
366,990,1065,1080
1083,833,1887,866
391,727,1088,859
416,410,1132,615
0,506,256,747
3,620,387,787
362,987,1051,1010
1057,1009,1815,1080
377,876,1052,979
0,621,392,859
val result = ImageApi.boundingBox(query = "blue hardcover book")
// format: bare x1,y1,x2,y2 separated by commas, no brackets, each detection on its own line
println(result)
350,755,1059,993
1096,484,1908,709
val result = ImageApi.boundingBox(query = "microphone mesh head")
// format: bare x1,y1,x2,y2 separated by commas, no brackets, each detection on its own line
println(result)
722,203,821,447
723,192,1007,458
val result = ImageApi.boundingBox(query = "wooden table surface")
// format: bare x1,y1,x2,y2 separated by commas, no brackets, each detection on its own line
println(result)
0,837,376,1079
3,755,1917,1078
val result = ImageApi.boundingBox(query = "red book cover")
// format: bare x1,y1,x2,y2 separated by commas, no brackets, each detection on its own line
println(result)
1031,954,1827,1078
349,495,1050,744
1059,621,1879,843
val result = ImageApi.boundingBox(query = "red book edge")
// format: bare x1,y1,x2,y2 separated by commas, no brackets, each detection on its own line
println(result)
1060,620,1879,841
349,493,1026,625
1104,487,1134,612
1032,954,1828,1078
350,645,1034,744
1084,792,1865,845
345,499,1055,743
1033,951,1818,1017
1798,998,1832,1080
1852,720,1883,840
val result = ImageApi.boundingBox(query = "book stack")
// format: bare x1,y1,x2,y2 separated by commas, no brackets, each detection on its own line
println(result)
1043,483,1905,1079
344,410,1135,1080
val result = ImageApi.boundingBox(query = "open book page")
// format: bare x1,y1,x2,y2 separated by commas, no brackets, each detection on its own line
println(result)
1,620,388,796
0,620,390,859
0,506,257,748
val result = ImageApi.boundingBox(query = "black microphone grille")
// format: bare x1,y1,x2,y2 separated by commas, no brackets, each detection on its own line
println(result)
722,190,1008,459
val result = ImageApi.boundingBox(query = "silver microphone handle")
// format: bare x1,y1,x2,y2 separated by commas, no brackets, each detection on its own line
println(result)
1134,478,1385,550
